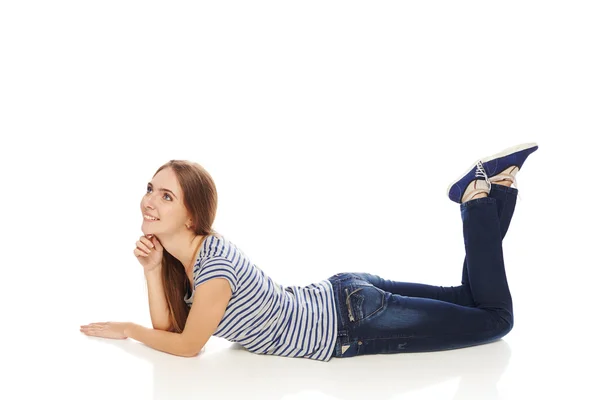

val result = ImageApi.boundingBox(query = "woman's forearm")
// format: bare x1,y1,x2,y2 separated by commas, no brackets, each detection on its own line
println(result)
125,323,191,357
145,268,171,331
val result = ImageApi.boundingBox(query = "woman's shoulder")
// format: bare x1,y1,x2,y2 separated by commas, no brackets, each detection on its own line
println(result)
201,232,254,266
200,231,232,258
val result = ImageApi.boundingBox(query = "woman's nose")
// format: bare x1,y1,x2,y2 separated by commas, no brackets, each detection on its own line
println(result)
144,196,157,209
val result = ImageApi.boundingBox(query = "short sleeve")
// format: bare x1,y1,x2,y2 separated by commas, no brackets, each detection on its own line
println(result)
194,257,238,294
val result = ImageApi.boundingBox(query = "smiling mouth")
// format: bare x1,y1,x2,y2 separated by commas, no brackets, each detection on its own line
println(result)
144,215,160,221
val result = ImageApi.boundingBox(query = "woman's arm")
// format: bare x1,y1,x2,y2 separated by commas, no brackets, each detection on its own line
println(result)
125,323,191,357
81,321,188,356
145,268,171,331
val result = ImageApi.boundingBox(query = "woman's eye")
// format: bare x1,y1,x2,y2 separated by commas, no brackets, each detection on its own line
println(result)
146,187,172,201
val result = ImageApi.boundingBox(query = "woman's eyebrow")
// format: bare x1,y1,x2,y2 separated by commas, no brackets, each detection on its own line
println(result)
147,182,178,199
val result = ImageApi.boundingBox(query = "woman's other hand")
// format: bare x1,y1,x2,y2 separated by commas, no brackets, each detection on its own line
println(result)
79,321,130,339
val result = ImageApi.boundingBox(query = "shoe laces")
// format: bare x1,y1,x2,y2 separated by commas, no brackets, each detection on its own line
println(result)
475,161,492,190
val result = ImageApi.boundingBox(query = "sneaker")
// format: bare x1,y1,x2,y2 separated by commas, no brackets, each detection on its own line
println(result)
483,142,538,189
447,142,539,204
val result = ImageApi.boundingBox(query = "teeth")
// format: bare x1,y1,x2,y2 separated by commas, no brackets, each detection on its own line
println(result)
144,215,158,220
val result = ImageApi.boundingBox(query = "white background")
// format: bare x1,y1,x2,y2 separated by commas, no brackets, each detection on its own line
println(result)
1,1,598,399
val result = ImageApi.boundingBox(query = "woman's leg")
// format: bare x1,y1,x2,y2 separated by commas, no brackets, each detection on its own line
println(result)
353,183,518,307
460,183,517,289
338,197,514,356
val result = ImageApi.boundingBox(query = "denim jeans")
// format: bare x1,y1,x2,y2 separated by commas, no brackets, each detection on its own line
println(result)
327,183,518,358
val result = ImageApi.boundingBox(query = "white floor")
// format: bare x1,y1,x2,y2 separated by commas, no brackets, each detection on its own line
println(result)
11,318,597,400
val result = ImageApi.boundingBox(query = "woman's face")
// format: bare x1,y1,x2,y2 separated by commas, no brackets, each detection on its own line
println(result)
140,167,190,236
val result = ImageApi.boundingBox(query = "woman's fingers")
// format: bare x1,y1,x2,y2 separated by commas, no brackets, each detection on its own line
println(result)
80,324,95,334
136,240,152,254
141,237,155,250
80,322,107,333
134,248,148,257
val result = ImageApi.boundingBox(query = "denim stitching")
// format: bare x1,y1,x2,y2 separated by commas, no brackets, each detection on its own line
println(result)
346,285,386,323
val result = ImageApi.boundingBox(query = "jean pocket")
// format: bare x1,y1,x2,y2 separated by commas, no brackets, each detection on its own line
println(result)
344,284,386,324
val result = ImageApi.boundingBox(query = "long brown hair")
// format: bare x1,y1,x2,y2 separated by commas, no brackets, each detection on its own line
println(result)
152,160,220,333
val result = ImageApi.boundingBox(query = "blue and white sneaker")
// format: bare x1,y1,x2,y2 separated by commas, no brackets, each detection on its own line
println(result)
447,142,539,204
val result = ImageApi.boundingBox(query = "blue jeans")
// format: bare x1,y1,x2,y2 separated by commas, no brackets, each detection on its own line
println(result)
327,183,517,358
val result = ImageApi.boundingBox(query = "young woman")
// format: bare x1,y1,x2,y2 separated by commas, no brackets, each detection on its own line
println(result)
80,142,538,362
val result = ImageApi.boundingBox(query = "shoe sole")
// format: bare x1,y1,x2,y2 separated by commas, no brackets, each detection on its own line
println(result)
446,142,538,197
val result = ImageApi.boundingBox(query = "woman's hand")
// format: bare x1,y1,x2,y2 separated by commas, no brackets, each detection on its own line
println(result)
80,321,131,340
134,234,164,273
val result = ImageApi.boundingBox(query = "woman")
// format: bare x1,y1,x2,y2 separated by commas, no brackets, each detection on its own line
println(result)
80,142,538,362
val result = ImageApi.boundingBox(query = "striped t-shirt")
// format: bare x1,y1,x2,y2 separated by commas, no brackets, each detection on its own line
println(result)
184,233,338,362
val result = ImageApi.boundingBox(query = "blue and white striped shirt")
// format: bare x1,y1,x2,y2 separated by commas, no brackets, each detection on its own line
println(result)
184,233,338,362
